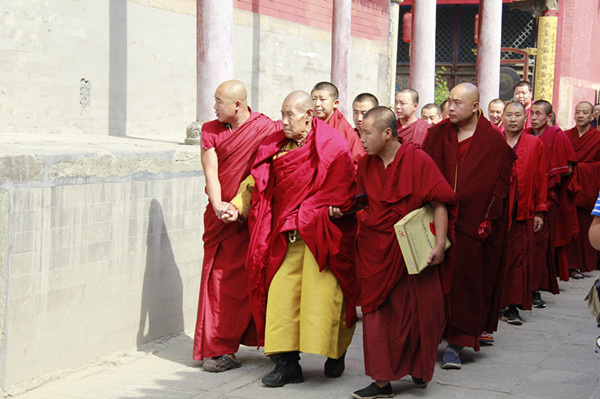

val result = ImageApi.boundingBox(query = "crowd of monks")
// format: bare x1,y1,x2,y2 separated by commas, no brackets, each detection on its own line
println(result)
191,77,600,399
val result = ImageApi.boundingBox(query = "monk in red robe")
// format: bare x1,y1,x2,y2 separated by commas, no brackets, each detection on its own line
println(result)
527,100,577,303
488,98,505,133
422,83,515,370
565,101,600,273
193,80,276,371
311,81,365,166
500,102,547,325
513,81,533,130
223,91,358,387
348,107,456,399
352,92,379,137
394,88,430,145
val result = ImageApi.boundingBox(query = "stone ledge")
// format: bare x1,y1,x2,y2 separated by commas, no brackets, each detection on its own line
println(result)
0,134,202,185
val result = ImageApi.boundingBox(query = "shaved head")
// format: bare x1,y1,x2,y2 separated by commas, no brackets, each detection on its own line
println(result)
577,101,594,112
284,90,314,113
216,80,248,103
364,106,398,138
311,82,339,100
453,82,480,103
398,88,419,104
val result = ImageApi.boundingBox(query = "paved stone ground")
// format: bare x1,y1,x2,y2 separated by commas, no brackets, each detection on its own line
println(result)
9,271,600,399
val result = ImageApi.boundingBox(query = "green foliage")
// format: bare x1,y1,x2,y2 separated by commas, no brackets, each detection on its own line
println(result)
435,66,449,105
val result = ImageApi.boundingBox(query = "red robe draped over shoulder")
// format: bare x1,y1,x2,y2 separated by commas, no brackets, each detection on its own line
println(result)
246,118,358,345
356,143,456,382
422,116,515,337
503,133,547,309
193,111,276,360
325,108,365,166
397,118,430,145
526,126,578,289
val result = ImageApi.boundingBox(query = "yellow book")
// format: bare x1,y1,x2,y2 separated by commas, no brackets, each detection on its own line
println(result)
393,204,451,275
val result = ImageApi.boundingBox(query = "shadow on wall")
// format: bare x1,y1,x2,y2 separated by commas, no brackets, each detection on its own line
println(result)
137,199,184,349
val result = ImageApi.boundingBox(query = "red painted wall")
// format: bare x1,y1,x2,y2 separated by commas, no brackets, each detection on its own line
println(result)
234,0,389,42
555,0,600,106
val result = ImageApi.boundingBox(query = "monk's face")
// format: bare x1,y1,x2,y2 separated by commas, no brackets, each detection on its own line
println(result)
502,103,526,135
311,90,338,121
513,86,532,108
421,108,441,125
530,104,550,130
594,105,600,119
575,103,593,128
353,100,376,134
394,92,417,121
447,88,478,125
488,102,505,126
281,101,312,141
213,87,237,124
360,116,389,156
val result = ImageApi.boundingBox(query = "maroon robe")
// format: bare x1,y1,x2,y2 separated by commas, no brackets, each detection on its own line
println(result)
326,108,366,167
397,117,430,145
565,126,600,272
357,143,456,382
526,125,577,290
422,116,515,342
245,118,358,344
502,133,547,310
193,111,276,360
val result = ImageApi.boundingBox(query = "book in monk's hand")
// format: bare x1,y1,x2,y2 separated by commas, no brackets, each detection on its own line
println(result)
393,203,451,275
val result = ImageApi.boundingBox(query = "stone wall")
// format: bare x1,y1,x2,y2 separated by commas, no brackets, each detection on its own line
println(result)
0,135,205,393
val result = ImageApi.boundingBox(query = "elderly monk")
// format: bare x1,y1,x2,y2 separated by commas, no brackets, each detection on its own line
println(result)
224,91,358,387
311,81,365,166
394,88,430,145
352,92,379,136
488,98,505,133
513,81,533,129
565,101,600,274
500,102,547,325
527,100,577,303
349,107,456,399
421,103,443,125
193,80,276,372
422,83,515,370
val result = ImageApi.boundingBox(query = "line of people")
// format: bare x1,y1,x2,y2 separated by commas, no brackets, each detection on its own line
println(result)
191,78,600,398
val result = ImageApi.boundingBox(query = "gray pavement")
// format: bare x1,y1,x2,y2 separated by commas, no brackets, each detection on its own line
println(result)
9,271,600,399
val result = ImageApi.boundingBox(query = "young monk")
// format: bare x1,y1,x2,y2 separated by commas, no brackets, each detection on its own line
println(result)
311,81,365,166
194,80,276,371
500,101,547,325
394,88,430,145
526,100,577,302
421,103,442,125
488,98,505,133
565,101,600,274
352,93,379,136
513,81,533,129
347,107,456,399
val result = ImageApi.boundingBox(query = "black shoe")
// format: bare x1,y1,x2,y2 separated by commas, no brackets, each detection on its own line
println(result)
501,305,523,325
324,351,346,378
532,291,546,308
261,351,303,387
351,382,394,399
411,376,428,389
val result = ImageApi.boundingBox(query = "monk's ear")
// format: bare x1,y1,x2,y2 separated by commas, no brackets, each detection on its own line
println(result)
472,101,480,113
305,108,314,119
333,99,339,109
234,99,242,110
384,127,393,139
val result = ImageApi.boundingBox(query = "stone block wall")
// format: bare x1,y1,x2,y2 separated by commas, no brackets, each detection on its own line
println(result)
0,137,205,393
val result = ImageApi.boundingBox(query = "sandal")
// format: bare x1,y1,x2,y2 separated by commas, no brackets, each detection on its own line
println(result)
202,354,241,372
570,269,584,279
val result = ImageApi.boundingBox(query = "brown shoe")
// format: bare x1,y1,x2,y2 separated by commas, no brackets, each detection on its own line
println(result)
202,355,241,372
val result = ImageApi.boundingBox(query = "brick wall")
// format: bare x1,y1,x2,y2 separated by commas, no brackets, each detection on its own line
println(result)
235,0,389,42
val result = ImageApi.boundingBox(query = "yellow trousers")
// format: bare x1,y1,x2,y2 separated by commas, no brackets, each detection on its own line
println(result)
264,236,355,358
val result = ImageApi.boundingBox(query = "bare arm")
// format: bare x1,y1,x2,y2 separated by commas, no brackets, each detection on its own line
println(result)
589,216,600,250
427,201,449,265
201,147,226,217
